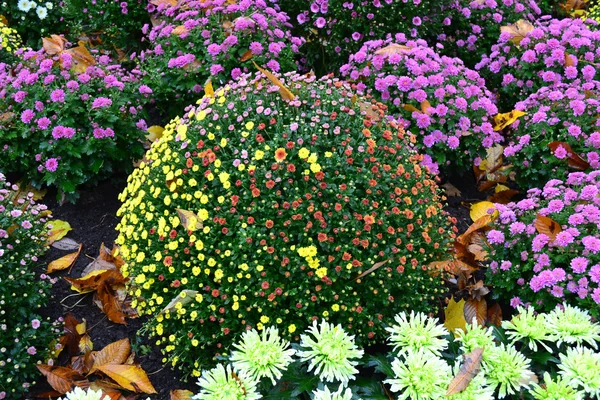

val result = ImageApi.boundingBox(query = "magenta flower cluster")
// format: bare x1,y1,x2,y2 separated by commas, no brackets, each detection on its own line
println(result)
487,171,600,317
437,0,541,68
284,0,440,73
502,80,600,189
0,46,151,199
476,17,600,108
340,34,499,173
139,0,303,117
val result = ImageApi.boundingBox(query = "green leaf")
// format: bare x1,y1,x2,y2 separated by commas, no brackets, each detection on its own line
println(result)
353,376,390,400
289,375,320,397
365,354,395,378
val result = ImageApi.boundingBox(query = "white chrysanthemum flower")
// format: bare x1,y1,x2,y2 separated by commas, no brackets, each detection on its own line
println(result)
297,319,364,386
546,304,600,349
385,311,449,356
558,346,600,398
312,384,356,400
501,306,551,352
482,344,536,399
529,372,584,400
385,348,451,399
454,319,496,362
45,1,52,8
17,0,31,12
193,364,261,400
36,6,47,19
59,387,110,400
230,326,295,385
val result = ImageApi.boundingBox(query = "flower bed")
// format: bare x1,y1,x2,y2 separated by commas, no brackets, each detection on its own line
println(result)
487,171,600,316
0,47,151,201
476,17,600,110
138,0,303,119
340,36,499,173
116,71,456,375
0,173,59,399
502,80,600,189
437,0,541,70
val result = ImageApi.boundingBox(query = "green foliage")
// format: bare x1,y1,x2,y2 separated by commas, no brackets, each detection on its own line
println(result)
0,174,61,399
0,48,151,201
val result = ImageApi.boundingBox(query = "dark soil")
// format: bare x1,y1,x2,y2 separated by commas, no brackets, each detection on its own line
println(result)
28,177,197,400
25,169,485,400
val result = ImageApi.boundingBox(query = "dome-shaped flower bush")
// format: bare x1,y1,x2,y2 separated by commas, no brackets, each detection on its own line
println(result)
502,80,600,189
279,0,444,74
115,71,456,375
138,0,304,119
486,171,600,317
437,0,541,69
340,35,499,174
0,47,151,201
0,173,60,399
476,17,600,110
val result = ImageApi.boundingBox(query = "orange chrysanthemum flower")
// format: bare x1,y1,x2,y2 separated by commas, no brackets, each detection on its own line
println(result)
274,148,287,162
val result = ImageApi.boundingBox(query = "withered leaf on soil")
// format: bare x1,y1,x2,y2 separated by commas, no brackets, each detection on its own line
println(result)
89,338,131,374
488,189,519,204
444,297,467,336
36,365,88,394
57,314,87,361
547,141,590,170
355,258,391,281
464,298,487,326
469,201,498,222
253,61,295,101
171,390,194,400
46,219,73,245
97,364,157,394
441,182,462,197
47,244,83,273
500,20,534,45
52,237,81,251
240,49,254,62
457,215,492,245
487,303,503,327
534,213,562,242
66,266,136,324
374,43,411,57
447,348,484,395
492,109,527,131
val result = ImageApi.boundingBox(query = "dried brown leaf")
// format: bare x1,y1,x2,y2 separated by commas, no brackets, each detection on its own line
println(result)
447,348,484,395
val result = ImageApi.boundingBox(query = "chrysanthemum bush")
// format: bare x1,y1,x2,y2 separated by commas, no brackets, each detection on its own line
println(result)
191,307,600,399
476,17,600,110
437,0,541,69
486,171,600,316
2,0,62,47
0,47,152,201
278,0,445,75
340,36,499,174
502,80,600,189
63,0,149,53
138,0,303,119
115,71,457,375
0,173,61,399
